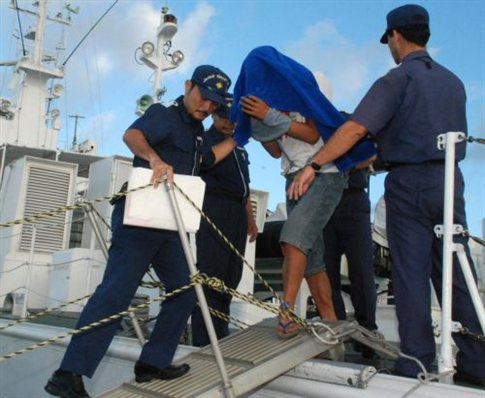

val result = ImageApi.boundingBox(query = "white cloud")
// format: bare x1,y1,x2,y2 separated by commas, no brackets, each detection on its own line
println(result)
284,18,390,111
171,1,218,74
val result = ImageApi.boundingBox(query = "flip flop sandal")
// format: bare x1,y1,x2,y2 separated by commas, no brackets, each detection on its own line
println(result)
277,318,300,339
277,301,300,339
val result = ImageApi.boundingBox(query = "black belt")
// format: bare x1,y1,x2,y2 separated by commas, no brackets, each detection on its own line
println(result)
385,159,451,170
206,189,247,204
344,187,366,193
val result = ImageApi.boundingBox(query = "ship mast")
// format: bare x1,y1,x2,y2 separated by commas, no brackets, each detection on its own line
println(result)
135,5,184,115
0,0,75,150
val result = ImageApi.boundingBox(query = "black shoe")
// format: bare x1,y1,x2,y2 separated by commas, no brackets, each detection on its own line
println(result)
353,341,376,359
134,361,190,383
45,369,91,398
454,371,485,388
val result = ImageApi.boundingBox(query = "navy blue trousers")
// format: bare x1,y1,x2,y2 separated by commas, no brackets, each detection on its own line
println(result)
60,198,196,377
323,189,377,330
191,195,247,346
385,165,485,378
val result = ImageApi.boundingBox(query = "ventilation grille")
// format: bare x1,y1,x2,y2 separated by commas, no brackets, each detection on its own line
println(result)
19,166,72,253
250,196,258,219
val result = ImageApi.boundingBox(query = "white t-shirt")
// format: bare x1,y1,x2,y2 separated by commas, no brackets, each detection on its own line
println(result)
278,112,339,175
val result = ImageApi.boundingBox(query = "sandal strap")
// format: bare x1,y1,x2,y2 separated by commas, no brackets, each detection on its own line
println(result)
278,319,296,328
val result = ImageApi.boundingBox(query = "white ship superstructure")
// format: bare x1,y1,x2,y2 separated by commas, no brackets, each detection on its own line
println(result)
0,1,483,397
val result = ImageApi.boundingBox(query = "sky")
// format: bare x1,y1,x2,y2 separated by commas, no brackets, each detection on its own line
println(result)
0,0,484,236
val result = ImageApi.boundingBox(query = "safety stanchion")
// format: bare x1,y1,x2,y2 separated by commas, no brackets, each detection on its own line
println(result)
165,179,236,398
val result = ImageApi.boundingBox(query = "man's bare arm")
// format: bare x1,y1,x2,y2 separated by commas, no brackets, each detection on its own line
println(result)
288,120,368,199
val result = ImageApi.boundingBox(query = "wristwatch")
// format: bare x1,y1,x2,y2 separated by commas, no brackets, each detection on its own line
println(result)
306,157,321,171
310,162,322,171
310,161,321,171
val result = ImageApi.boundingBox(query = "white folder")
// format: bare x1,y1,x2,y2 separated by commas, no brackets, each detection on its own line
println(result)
123,167,206,233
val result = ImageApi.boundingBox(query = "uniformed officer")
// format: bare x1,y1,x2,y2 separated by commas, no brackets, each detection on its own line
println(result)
323,168,378,338
45,65,233,398
191,93,258,347
289,4,485,386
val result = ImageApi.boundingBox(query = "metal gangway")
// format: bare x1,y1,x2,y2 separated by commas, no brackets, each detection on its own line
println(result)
91,130,485,396
98,318,385,398
97,174,395,398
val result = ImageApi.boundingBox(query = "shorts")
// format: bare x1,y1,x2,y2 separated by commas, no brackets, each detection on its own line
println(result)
280,172,346,276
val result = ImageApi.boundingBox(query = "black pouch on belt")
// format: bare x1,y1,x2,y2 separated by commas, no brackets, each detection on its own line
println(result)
109,181,128,205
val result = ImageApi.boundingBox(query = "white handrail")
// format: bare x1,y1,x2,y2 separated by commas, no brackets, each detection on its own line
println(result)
436,131,485,381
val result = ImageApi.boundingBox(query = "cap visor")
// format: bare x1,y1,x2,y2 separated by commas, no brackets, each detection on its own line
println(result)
380,31,388,44
215,110,230,119
198,85,225,105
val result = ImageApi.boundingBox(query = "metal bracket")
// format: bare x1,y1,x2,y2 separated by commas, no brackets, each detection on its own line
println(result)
451,321,462,333
437,131,466,150
434,224,464,238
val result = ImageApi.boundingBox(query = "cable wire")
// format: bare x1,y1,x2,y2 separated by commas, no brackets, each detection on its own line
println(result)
62,0,119,66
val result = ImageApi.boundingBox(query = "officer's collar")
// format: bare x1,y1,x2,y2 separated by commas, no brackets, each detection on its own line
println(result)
402,50,430,63
174,96,204,128
174,96,192,124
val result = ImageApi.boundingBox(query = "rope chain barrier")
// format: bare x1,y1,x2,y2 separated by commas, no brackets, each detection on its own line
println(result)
0,281,197,362
0,181,155,229
0,294,92,332
171,180,283,304
0,175,466,385
466,135,485,145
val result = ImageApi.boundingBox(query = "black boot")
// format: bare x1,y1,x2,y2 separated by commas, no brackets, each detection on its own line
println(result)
134,361,190,383
45,369,91,398
454,370,485,388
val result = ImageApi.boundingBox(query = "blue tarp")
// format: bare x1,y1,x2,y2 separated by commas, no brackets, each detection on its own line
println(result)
230,46,376,171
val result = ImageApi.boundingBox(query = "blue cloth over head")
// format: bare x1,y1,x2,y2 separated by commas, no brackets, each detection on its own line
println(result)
231,46,376,171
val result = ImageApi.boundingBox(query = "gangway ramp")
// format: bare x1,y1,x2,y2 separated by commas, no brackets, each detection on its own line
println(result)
98,318,354,397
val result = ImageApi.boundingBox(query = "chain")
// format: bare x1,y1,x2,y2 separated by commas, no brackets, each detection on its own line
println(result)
0,178,306,362
459,327,485,342
462,229,485,246
0,272,307,362
0,281,197,361
0,181,156,229
172,180,283,303
203,305,251,330
466,135,485,144
194,273,311,333
0,294,92,332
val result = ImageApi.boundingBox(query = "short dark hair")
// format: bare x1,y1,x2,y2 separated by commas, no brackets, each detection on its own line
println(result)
391,24,430,46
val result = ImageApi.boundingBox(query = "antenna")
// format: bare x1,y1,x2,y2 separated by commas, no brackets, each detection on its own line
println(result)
69,114,85,149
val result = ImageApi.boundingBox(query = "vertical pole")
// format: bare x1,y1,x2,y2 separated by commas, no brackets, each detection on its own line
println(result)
84,205,146,345
456,247,485,331
33,0,47,66
153,33,163,102
69,114,85,150
438,132,457,379
165,181,235,398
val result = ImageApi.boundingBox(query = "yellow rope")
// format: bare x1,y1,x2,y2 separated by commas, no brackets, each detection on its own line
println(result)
0,179,311,362
172,180,282,303
0,182,155,228
0,282,196,361
0,294,91,332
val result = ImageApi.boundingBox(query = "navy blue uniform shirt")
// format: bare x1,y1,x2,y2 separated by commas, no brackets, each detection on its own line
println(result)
352,50,467,163
129,96,206,175
200,125,250,200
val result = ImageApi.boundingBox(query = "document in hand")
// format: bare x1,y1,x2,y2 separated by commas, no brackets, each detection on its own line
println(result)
123,167,206,233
